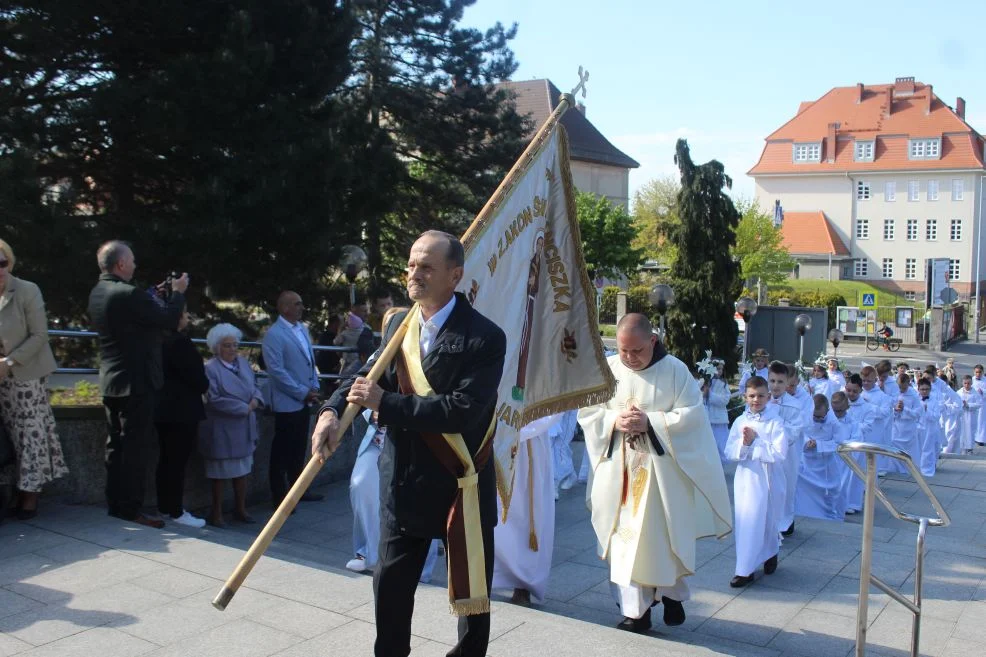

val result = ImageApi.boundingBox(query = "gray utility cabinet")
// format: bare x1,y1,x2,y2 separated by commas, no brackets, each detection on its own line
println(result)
744,305,828,364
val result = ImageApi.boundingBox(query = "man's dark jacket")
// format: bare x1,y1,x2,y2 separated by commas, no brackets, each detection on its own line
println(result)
323,293,506,538
88,274,185,398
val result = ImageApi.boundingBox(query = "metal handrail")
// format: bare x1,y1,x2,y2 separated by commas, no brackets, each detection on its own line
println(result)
48,328,364,382
837,441,951,657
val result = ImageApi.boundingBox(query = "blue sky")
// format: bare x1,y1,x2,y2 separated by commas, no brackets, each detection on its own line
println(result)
462,0,986,206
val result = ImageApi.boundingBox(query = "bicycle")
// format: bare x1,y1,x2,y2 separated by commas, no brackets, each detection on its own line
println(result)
865,334,901,352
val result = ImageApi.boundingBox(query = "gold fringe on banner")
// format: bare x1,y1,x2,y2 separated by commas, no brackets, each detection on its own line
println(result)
527,443,539,552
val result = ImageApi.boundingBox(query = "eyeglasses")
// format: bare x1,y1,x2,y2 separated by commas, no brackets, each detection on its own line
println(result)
0,260,9,268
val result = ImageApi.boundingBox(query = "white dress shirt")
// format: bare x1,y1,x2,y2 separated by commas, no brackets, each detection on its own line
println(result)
277,315,313,365
419,295,456,357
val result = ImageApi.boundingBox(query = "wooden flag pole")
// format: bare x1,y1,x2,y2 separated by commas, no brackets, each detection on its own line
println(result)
212,66,589,612
212,309,415,611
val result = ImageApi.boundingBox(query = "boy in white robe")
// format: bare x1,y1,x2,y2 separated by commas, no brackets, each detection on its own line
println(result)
973,365,986,447
861,365,895,476
346,410,441,581
951,375,982,454
725,376,787,587
549,410,579,499
796,394,848,521
887,373,922,476
843,374,876,514
494,415,557,605
877,360,900,398
932,371,962,456
915,378,943,477
768,362,805,537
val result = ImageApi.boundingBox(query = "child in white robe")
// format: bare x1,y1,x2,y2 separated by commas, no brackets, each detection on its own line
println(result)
888,373,922,476
843,374,876,514
705,362,731,461
808,364,836,400
725,376,788,587
915,378,943,477
768,362,806,537
796,394,848,521
826,358,846,390
861,365,895,476
951,375,982,454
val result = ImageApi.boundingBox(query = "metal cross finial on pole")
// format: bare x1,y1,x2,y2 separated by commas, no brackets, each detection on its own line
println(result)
571,66,589,98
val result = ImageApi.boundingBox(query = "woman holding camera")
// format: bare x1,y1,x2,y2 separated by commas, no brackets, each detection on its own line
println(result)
0,239,67,520
201,323,263,527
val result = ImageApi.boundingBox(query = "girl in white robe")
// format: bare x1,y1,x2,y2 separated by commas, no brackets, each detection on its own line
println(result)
808,364,836,400
796,395,848,521
705,364,731,460
950,376,982,454
725,378,788,583
887,374,922,476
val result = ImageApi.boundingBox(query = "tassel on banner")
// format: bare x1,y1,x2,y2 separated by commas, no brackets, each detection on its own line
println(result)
527,442,539,552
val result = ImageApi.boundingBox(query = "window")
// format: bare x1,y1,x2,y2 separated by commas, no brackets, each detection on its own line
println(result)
951,219,962,240
926,219,938,240
885,181,896,201
857,180,871,200
905,258,917,279
906,218,918,240
909,138,941,159
856,219,869,239
793,143,821,162
927,180,939,201
882,258,894,279
854,258,868,277
904,291,916,301
952,179,964,200
949,259,960,280
883,218,895,240
854,140,875,161
908,180,919,201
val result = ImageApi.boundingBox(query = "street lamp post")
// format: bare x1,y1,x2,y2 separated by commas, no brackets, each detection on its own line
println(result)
736,296,759,364
828,328,844,362
340,245,369,306
795,313,813,364
649,284,675,341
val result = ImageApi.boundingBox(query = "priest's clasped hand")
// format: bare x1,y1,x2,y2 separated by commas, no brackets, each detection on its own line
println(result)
615,407,648,435
347,377,384,411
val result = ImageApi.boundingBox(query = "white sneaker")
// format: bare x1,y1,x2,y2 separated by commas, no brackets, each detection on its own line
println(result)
172,510,206,528
346,556,368,573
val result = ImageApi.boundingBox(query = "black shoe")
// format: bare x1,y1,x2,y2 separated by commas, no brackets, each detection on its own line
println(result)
730,574,755,588
16,508,37,521
510,588,531,606
764,554,778,575
300,492,324,502
132,513,166,529
662,597,685,626
781,522,795,537
616,608,651,633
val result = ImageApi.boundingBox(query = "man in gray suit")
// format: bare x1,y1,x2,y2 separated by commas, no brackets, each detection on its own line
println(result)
262,291,323,506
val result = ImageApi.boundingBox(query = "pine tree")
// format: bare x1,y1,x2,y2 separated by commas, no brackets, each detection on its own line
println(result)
663,139,742,376
344,0,530,281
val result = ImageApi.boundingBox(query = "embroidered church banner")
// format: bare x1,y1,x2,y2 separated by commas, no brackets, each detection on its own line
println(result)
458,126,616,517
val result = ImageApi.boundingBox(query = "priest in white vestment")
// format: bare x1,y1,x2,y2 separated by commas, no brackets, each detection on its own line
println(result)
579,315,731,632
493,414,557,605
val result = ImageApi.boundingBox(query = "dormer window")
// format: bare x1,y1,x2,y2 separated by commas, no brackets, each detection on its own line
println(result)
793,142,821,163
909,138,941,160
854,140,875,162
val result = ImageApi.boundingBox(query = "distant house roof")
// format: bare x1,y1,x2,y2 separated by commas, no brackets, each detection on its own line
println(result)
780,211,851,257
498,79,640,169
749,79,986,175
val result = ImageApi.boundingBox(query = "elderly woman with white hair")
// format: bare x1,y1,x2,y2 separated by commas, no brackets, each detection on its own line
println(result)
200,323,264,527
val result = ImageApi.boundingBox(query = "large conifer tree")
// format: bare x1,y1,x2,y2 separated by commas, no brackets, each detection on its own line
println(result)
662,139,742,376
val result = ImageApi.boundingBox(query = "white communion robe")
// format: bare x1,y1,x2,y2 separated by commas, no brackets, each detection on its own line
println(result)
861,386,894,474
493,415,557,603
844,397,876,512
579,353,731,618
775,392,807,533
550,410,580,498
808,377,837,400
936,380,962,455
736,366,769,397
725,405,788,577
349,412,440,581
887,388,923,475
973,376,986,445
917,394,943,478
796,412,849,521
827,370,847,390
706,378,731,460
951,388,982,453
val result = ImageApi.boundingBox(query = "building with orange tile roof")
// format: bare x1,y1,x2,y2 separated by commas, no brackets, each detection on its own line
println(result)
778,210,852,280
750,77,986,298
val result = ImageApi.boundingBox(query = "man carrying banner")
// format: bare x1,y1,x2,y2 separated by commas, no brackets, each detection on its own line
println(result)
579,313,732,632
312,230,506,657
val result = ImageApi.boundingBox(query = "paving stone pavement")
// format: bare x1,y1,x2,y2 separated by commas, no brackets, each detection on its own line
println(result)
3,446,986,657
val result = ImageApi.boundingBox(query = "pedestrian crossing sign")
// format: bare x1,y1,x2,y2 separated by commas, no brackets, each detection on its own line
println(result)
861,293,877,308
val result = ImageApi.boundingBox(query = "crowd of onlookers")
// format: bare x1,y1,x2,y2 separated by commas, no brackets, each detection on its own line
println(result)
0,238,394,529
